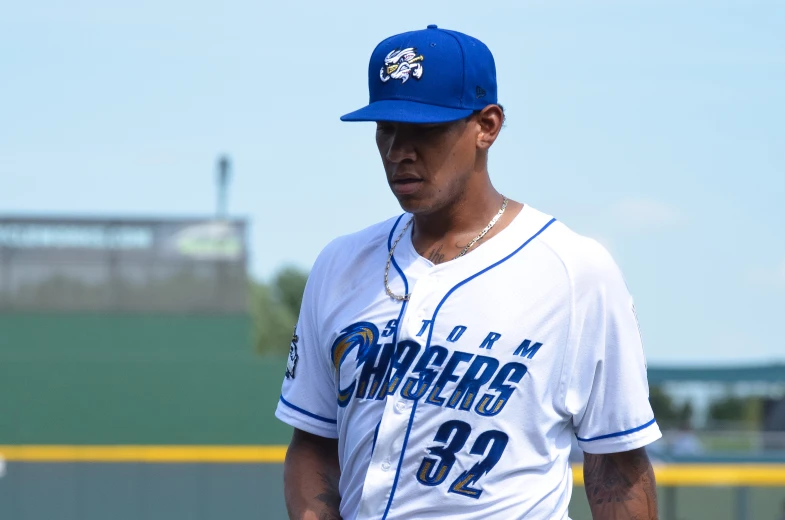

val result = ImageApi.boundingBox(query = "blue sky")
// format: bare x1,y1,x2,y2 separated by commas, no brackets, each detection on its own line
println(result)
2,0,783,364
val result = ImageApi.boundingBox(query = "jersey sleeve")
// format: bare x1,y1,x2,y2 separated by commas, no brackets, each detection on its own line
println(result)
564,241,661,454
274,249,339,439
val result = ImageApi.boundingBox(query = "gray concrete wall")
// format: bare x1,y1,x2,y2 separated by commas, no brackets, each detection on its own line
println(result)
1,462,784,520
0,462,287,520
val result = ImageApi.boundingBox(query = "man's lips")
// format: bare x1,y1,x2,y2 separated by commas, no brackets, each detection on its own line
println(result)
391,177,423,195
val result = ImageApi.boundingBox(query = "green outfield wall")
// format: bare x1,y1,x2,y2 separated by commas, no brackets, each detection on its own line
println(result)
0,312,290,445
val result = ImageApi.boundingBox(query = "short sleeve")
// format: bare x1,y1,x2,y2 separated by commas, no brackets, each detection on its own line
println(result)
274,254,339,439
565,242,661,454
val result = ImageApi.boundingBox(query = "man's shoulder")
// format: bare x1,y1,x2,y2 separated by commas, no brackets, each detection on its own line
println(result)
313,214,405,270
535,213,623,290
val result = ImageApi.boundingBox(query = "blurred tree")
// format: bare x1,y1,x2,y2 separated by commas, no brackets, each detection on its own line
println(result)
272,266,309,318
709,396,746,422
250,281,296,356
649,386,693,428
680,401,694,424
250,266,309,356
708,395,763,428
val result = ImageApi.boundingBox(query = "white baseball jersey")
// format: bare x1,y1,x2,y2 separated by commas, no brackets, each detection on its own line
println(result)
276,205,661,520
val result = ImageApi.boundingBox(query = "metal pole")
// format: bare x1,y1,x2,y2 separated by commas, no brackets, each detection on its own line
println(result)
216,155,231,219
735,486,749,520
664,485,677,520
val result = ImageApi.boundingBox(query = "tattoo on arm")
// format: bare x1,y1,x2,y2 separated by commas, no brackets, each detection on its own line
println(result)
585,453,637,504
584,448,658,520
427,245,445,264
315,471,342,520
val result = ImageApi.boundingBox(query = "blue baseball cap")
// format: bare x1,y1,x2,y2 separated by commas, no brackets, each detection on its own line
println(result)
340,25,497,124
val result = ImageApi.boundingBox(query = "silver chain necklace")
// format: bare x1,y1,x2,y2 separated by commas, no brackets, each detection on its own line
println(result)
384,196,509,301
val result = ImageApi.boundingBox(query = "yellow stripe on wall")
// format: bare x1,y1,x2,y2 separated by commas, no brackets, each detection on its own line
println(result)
572,463,785,486
1,446,785,486
650,464,785,487
0,445,287,463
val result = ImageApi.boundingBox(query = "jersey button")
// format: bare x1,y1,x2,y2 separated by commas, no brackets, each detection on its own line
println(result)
395,401,406,412
381,460,391,471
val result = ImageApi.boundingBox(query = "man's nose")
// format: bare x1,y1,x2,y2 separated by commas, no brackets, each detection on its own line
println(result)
385,130,416,163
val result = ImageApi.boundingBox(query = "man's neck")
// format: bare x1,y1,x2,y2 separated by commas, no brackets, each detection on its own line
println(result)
408,177,522,264
411,168,504,237
412,188,505,240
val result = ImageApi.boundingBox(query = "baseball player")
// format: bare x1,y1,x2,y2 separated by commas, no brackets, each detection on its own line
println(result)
276,25,661,520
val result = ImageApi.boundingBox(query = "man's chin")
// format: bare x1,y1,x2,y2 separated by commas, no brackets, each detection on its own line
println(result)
395,196,440,216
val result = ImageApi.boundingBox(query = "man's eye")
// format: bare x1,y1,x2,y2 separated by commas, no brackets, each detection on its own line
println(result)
416,124,446,136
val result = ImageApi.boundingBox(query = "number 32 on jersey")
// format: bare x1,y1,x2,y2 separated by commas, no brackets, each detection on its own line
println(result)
416,420,509,499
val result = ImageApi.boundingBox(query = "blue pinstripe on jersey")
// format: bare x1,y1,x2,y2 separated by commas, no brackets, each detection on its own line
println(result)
279,395,338,424
576,417,657,442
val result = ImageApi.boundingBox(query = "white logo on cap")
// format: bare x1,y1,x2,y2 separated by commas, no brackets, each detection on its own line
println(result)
380,48,424,84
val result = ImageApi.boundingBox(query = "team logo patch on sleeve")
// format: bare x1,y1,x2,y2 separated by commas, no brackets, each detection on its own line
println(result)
380,48,424,84
285,326,299,379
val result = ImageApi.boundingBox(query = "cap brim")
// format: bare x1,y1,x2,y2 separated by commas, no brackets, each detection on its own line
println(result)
340,99,473,124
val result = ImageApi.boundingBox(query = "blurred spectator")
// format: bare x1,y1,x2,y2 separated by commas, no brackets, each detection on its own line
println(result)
669,420,704,457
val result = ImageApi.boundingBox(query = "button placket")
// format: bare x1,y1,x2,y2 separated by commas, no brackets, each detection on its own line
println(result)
358,270,438,513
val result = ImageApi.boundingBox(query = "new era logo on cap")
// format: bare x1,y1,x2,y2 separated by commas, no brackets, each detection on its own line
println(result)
341,25,498,124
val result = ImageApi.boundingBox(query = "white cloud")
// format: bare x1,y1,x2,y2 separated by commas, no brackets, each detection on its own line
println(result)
613,198,687,230
744,257,785,288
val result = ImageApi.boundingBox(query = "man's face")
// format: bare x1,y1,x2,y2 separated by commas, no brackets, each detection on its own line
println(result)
375,117,479,214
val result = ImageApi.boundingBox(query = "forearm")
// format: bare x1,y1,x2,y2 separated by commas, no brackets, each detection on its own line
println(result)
284,429,342,520
584,447,658,520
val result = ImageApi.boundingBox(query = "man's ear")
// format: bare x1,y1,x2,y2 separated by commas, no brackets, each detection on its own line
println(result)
475,105,504,150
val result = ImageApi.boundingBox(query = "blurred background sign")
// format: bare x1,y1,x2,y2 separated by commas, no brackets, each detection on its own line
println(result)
0,216,248,313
